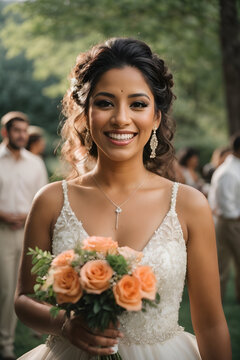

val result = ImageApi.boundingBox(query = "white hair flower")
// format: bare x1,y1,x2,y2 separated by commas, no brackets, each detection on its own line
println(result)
70,78,78,92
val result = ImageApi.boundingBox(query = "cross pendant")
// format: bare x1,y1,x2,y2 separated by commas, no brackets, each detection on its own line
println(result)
115,206,122,229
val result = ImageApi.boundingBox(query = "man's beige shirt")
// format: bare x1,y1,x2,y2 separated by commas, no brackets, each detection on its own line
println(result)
0,144,48,214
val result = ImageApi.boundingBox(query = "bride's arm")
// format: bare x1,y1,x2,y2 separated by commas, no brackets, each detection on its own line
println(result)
178,185,231,360
15,182,120,356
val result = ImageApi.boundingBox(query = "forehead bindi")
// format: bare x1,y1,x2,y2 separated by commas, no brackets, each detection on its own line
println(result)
92,66,154,99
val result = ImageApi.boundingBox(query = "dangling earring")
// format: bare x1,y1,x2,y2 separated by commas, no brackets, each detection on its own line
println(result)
150,127,158,159
85,128,93,152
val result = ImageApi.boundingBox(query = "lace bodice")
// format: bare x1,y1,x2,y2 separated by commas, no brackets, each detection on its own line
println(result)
52,180,186,345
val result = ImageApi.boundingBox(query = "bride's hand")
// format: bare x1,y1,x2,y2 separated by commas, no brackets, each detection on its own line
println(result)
61,316,124,356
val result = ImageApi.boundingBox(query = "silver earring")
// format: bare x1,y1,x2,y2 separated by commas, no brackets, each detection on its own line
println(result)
150,127,158,158
85,128,93,152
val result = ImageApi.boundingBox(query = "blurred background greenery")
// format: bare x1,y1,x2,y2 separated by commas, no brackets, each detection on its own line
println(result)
1,0,240,177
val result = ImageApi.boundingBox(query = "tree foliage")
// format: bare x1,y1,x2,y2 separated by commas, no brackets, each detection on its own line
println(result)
0,0,232,160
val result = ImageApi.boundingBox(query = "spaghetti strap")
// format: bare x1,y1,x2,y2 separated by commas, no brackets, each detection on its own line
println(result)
170,182,179,213
61,180,69,207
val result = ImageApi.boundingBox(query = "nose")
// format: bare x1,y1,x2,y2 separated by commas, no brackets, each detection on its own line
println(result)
110,104,131,127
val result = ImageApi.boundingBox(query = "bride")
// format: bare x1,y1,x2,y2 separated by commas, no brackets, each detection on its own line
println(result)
15,38,231,359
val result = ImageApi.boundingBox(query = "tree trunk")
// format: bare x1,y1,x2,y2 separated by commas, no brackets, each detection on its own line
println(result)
219,0,240,135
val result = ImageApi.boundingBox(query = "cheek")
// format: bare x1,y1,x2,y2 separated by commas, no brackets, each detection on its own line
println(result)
136,110,155,131
89,109,108,131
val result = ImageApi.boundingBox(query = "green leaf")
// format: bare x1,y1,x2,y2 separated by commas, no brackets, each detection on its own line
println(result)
106,254,129,275
155,292,160,304
102,304,113,311
93,301,101,314
50,306,60,318
33,283,41,292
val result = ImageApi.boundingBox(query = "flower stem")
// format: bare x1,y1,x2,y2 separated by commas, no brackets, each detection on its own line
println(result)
98,352,123,360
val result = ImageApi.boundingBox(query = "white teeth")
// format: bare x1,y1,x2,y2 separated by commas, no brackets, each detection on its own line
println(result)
108,133,134,140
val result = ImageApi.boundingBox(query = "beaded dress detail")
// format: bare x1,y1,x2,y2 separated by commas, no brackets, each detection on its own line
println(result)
19,180,201,360
52,181,186,345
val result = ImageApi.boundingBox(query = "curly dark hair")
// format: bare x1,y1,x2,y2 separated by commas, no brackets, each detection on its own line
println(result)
61,38,176,179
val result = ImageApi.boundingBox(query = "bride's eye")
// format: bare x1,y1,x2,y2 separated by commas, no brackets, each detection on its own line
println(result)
131,101,148,109
94,100,113,108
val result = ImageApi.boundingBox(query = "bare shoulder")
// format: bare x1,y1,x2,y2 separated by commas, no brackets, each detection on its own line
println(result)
177,183,209,212
30,181,64,223
176,184,214,241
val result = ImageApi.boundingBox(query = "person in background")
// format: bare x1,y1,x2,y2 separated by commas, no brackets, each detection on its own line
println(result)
26,125,46,157
208,133,240,302
202,146,231,183
176,147,205,191
0,111,48,360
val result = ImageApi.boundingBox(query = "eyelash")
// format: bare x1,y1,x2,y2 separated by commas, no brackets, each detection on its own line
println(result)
131,101,148,108
94,100,113,108
94,100,148,109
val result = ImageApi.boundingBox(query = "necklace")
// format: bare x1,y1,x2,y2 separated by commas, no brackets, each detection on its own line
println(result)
92,175,146,230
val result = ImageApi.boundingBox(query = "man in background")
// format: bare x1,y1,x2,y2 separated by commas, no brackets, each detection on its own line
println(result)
0,111,48,360
208,133,240,302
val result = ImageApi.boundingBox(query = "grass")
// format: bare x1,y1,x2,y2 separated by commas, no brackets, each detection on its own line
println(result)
15,272,240,359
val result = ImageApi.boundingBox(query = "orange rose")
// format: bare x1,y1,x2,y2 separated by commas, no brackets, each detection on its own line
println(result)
118,246,143,263
113,275,142,311
53,265,82,304
52,250,75,267
133,266,156,300
82,236,118,255
80,260,113,294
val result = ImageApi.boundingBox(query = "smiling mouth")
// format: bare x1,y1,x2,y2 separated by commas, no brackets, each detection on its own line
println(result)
105,132,137,141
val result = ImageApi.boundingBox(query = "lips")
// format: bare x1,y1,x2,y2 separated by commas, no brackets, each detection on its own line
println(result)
108,133,134,140
104,131,137,145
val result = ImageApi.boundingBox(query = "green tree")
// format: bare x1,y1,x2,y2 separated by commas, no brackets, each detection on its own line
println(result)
0,0,230,160
219,0,240,135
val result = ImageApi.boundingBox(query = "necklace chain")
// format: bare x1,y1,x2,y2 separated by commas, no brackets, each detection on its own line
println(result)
92,175,146,230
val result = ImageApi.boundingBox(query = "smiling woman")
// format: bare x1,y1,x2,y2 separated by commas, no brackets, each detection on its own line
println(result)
88,66,159,163
15,38,231,360
62,38,176,179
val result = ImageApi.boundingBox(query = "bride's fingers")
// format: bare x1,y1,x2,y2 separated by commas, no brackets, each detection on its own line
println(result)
83,332,119,348
76,339,116,356
93,327,124,339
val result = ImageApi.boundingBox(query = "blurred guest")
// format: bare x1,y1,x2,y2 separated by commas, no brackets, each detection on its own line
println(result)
172,158,186,183
26,125,46,157
0,111,48,360
202,146,231,183
177,147,204,190
208,133,240,302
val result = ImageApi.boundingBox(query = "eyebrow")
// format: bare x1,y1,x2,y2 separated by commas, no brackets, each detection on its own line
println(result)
93,92,150,100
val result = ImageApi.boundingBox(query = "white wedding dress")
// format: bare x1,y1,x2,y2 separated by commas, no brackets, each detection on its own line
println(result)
18,181,201,360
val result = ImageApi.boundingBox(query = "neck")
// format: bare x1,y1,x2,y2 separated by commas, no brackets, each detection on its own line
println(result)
92,155,148,190
7,143,21,160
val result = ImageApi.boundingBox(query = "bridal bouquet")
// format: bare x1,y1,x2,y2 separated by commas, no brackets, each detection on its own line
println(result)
28,236,160,360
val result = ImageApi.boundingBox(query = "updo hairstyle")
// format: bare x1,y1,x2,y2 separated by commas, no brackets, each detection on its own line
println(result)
61,38,176,178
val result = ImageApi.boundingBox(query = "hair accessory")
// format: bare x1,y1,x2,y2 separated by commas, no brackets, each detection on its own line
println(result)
92,176,146,230
150,127,158,158
70,78,78,92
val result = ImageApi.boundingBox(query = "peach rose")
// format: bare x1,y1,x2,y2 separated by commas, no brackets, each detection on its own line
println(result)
82,236,118,255
118,246,143,263
113,275,142,311
52,250,75,267
133,266,156,300
80,260,113,294
53,265,82,304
